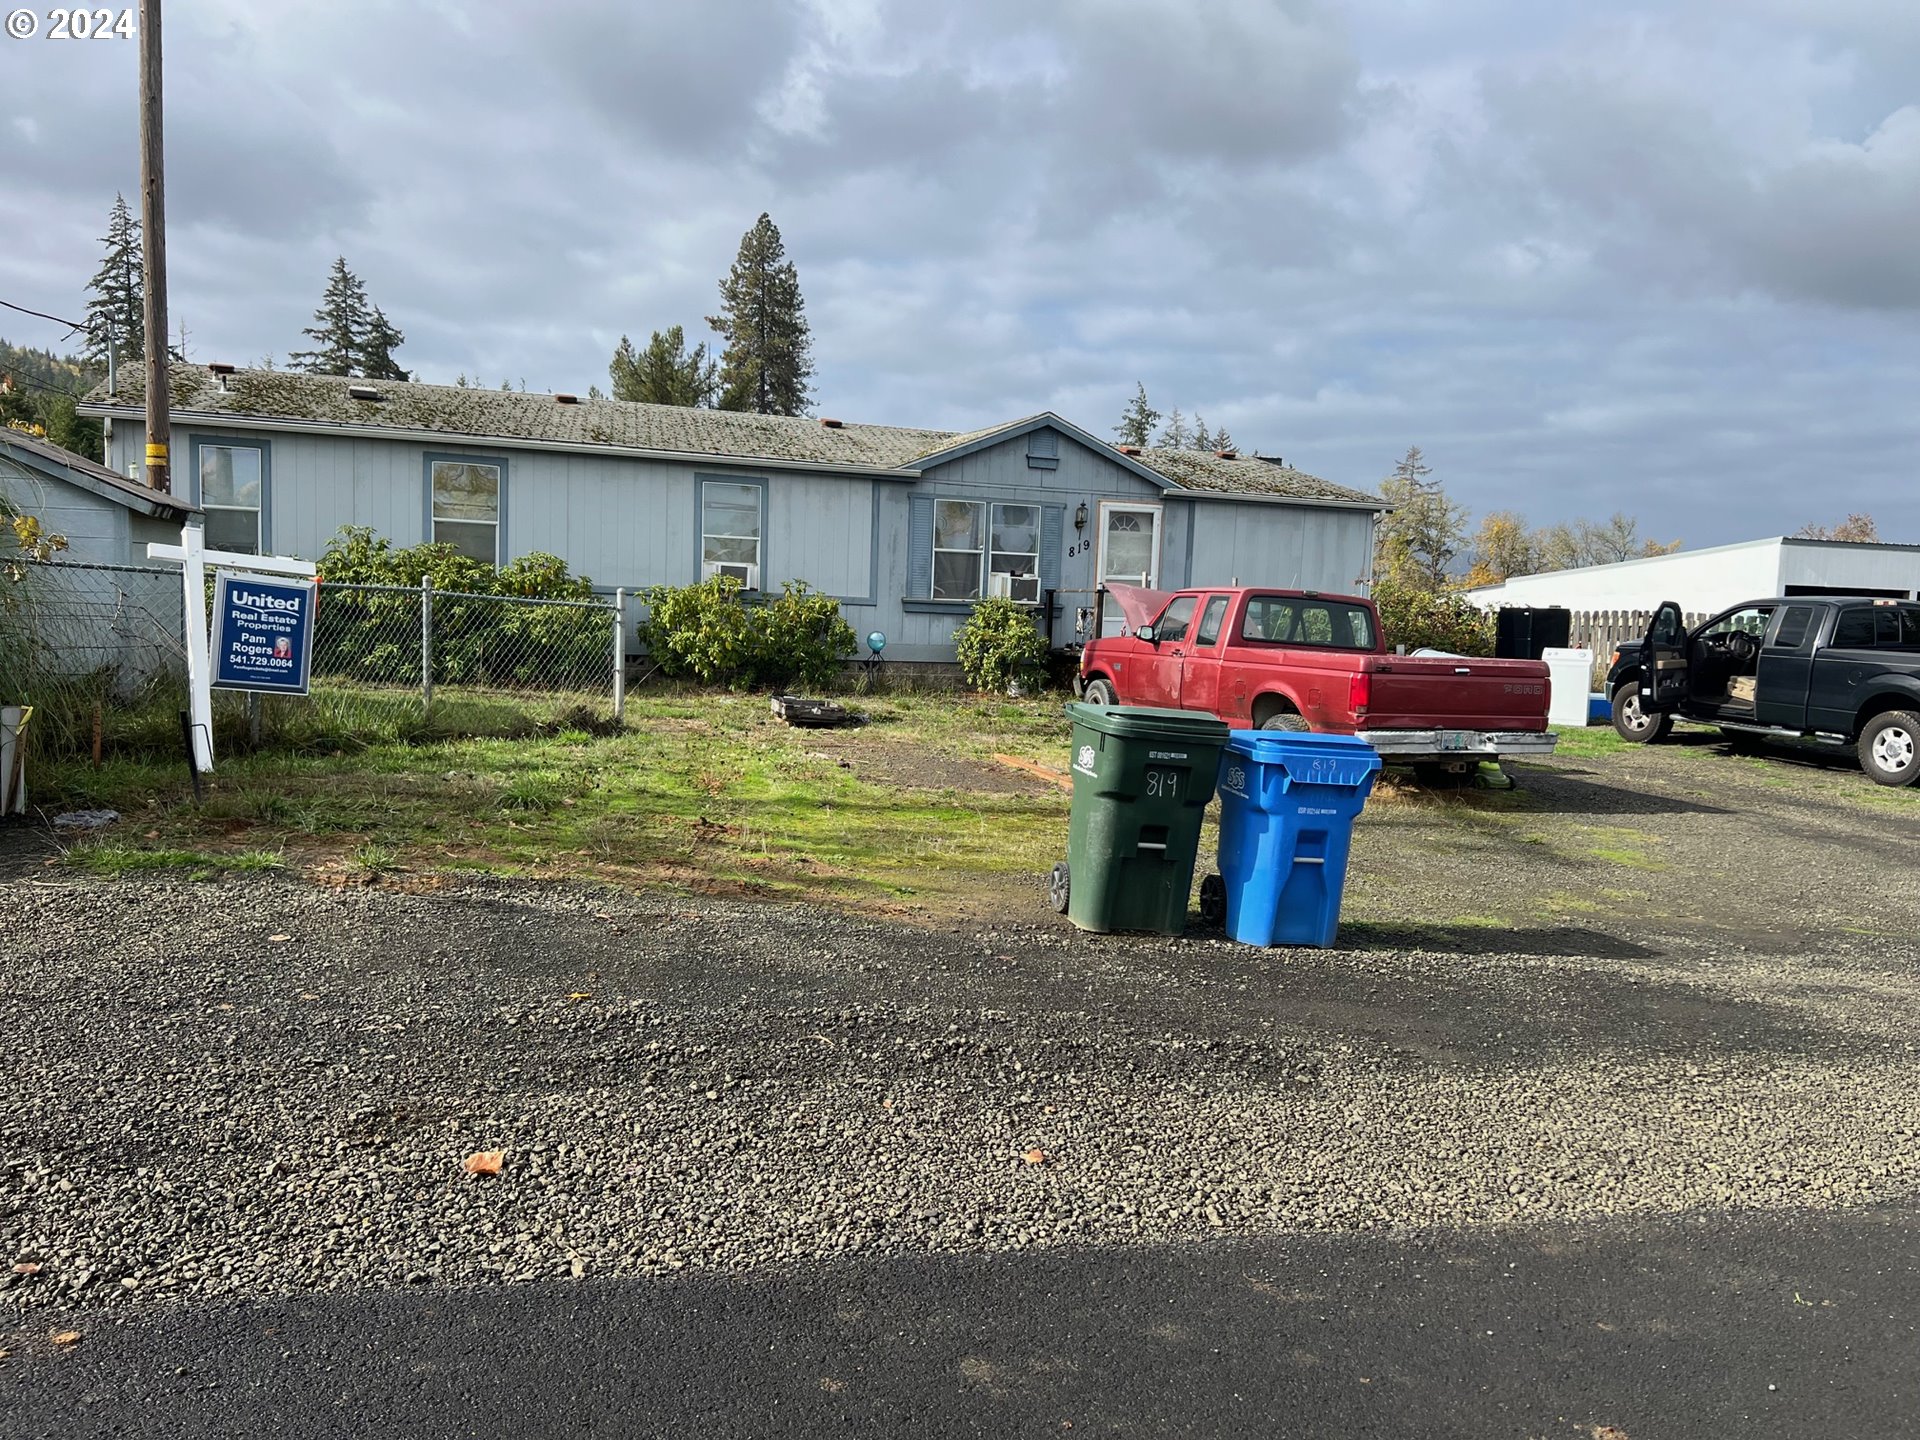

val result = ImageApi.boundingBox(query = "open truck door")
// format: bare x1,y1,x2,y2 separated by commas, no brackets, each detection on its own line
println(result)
1642,601,1690,711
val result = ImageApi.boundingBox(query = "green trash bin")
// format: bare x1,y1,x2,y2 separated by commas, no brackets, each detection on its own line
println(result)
1049,703,1231,934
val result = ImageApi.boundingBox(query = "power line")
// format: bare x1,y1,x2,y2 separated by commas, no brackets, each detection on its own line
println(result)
0,298,91,338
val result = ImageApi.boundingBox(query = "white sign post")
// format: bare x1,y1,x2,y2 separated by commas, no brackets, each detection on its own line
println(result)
149,523,317,774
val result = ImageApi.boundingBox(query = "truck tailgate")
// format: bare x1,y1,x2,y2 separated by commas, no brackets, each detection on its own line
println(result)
1362,655,1550,732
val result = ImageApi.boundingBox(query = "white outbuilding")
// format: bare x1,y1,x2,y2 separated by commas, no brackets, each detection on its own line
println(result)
1465,537,1920,616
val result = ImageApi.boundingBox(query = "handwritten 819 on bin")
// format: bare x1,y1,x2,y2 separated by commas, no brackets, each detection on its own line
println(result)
4,8,136,40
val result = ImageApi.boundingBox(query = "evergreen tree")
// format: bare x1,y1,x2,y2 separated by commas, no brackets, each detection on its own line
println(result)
1209,422,1236,453
706,213,814,416
83,194,144,367
1113,383,1160,447
1373,446,1467,592
289,258,374,375
357,305,409,380
610,325,715,406
1158,407,1192,449
1192,416,1213,451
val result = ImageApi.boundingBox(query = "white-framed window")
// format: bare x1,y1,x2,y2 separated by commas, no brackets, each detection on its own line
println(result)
988,503,1040,604
932,499,985,600
701,480,763,589
430,458,502,564
199,443,263,554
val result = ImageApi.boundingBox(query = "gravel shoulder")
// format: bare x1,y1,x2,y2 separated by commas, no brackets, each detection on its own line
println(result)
2,734,1917,1407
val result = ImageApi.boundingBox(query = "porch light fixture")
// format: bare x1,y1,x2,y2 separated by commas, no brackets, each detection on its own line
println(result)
1074,502,1088,531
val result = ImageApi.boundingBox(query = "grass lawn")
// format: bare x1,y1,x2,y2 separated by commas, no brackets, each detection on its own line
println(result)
34,690,1080,920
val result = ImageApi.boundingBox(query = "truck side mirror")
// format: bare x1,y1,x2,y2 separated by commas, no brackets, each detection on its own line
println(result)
1136,624,1157,644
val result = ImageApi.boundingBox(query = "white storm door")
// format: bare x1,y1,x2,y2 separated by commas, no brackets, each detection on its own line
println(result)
1096,502,1163,637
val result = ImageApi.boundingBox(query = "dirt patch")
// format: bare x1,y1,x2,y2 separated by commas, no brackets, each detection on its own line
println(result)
800,735,1060,796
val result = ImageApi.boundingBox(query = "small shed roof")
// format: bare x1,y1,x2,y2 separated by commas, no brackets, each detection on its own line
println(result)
0,426,196,518
84,366,1383,506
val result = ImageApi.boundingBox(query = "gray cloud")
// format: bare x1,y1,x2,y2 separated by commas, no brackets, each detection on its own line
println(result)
1,0,1917,544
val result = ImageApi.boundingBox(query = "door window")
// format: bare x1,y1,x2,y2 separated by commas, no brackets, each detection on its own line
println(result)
1099,506,1160,586
1155,596,1197,643
1700,606,1771,640
1769,606,1814,649
1832,608,1875,648
1195,595,1229,646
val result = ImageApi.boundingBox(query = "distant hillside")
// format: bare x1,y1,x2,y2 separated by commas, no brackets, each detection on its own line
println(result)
0,338,104,461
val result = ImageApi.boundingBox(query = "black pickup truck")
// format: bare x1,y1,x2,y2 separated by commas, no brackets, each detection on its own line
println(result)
1607,596,1920,786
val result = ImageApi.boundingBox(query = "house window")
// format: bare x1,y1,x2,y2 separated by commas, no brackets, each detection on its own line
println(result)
430,458,502,564
701,480,763,589
933,500,985,600
988,503,1041,604
199,443,263,554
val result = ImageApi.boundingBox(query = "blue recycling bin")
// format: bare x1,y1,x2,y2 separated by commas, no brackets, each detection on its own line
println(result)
1208,731,1382,948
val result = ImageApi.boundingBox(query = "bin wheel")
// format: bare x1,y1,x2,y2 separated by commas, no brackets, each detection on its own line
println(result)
1199,873,1226,927
1048,861,1071,914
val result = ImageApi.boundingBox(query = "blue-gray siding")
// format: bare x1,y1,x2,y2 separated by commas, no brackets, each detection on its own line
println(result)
107,421,1377,661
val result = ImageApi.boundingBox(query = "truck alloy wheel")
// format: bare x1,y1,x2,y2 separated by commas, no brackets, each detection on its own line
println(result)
1610,681,1671,744
1859,710,1920,788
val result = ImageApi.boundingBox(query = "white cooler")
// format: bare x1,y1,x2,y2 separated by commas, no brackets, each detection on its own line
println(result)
1541,647,1596,729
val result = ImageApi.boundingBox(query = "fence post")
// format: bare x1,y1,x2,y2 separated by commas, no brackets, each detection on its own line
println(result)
420,575,434,715
612,587,627,725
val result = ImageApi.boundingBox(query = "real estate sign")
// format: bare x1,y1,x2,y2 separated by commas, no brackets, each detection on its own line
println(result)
212,572,318,695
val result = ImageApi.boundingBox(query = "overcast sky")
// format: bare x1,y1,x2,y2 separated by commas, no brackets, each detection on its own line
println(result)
3,0,1916,546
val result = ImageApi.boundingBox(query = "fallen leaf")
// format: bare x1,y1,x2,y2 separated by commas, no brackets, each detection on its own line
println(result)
566,992,592,1001
267,934,291,943
463,1150,505,1177
12,1262,41,1275
1021,1148,1049,1166
144,829,159,840
51,1331,80,1347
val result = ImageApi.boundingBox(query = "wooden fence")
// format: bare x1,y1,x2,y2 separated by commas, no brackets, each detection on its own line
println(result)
1564,609,1706,685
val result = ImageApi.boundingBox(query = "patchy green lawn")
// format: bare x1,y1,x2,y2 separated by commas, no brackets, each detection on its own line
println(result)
37,690,1078,919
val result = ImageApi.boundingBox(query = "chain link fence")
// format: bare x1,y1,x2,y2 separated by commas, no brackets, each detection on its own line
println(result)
4,560,624,761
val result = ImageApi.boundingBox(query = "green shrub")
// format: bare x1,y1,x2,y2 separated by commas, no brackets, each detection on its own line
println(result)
1370,575,1495,656
638,576,855,690
954,597,1050,692
313,527,607,689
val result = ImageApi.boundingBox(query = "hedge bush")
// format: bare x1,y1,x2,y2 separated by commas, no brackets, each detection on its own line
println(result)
638,575,855,690
1370,575,1495,657
954,597,1050,692
313,527,609,689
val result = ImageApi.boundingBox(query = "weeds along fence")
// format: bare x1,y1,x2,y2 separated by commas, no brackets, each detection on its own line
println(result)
5,560,625,760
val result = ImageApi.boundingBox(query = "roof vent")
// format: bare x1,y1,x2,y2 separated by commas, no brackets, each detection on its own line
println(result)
1117,444,1142,456
1214,449,1237,460
207,362,235,375
555,393,579,405
347,384,384,403
819,417,844,428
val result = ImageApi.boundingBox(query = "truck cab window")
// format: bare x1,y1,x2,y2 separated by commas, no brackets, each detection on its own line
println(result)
1832,609,1875,648
1195,595,1228,646
1155,596,1197,643
1769,606,1814,649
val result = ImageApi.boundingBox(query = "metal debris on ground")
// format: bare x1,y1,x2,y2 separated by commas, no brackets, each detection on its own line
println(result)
50,810,120,831
770,695,864,728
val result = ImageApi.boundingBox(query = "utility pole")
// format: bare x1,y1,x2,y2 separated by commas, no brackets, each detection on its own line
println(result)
139,0,170,493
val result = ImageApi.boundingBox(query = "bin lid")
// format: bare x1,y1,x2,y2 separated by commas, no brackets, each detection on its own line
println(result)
1226,729,1382,784
1066,703,1231,743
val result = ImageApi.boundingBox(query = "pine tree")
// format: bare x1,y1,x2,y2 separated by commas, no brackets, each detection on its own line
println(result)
1192,417,1213,451
706,213,814,416
610,326,715,406
1373,446,1467,592
1113,383,1160,447
83,194,144,367
1210,423,1236,453
357,306,409,380
289,258,374,375
1158,407,1192,449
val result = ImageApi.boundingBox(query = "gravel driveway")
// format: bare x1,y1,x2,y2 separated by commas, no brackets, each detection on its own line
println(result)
3,735,1917,1335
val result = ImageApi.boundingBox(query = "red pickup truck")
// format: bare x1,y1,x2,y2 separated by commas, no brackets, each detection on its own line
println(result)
1078,585,1556,774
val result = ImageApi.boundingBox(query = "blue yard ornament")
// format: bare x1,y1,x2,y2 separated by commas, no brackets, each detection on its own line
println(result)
866,630,887,654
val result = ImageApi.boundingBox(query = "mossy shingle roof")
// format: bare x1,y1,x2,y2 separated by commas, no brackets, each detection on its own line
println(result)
87,366,1382,505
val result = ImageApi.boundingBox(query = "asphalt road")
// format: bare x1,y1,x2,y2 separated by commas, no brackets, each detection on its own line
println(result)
9,1204,1916,1439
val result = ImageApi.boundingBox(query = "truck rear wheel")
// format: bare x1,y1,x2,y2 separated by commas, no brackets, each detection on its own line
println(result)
1260,713,1310,732
1081,677,1117,707
1859,710,1920,787
1611,681,1671,743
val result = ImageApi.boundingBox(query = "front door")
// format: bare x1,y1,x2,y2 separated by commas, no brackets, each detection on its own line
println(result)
1641,600,1689,712
1096,503,1163,637
1177,593,1232,715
